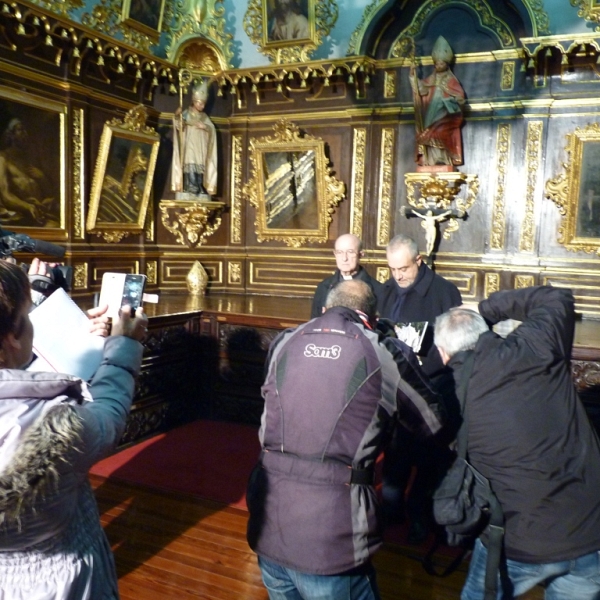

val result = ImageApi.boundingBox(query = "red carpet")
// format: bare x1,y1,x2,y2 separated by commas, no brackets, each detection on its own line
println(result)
91,420,261,510
91,419,462,559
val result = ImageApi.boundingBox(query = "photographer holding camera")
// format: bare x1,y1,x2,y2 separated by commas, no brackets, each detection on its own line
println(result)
0,229,111,337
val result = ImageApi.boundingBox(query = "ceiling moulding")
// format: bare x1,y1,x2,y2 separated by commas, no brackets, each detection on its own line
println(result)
0,0,177,97
521,33,600,72
214,57,377,101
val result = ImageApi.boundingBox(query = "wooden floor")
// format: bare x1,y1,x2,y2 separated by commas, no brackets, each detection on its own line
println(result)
92,475,543,600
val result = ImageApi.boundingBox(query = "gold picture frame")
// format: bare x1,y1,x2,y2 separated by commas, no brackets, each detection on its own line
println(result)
121,0,166,40
546,122,600,254
0,86,66,236
243,0,337,64
243,119,345,247
87,105,160,243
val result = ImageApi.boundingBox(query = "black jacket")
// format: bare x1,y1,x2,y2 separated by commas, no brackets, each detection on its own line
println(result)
450,286,600,563
377,263,461,374
310,266,382,319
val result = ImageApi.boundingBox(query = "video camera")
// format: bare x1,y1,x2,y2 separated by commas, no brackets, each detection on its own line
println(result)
0,229,71,296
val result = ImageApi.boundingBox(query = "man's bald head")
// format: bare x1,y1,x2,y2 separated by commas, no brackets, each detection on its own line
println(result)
325,279,377,320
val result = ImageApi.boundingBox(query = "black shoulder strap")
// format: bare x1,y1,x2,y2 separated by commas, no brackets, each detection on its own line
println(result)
454,351,505,600
455,351,476,460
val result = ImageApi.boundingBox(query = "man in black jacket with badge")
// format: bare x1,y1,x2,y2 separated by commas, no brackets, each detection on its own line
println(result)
434,286,600,599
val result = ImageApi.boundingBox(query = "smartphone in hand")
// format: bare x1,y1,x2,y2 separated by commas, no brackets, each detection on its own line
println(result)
99,273,147,319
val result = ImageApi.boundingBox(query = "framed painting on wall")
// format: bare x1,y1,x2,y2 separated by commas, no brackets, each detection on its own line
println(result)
243,0,337,64
264,0,313,45
87,105,160,243
242,119,345,247
546,122,600,254
121,0,166,39
0,86,66,233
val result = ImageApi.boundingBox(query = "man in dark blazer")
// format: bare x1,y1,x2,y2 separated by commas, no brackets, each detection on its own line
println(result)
378,234,461,543
310,233,382,319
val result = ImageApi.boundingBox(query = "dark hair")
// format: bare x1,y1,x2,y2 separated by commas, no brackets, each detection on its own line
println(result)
0,261,31,341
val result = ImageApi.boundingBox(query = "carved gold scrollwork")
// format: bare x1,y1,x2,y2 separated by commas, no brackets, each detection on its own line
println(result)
350,128,366,239
546,122,600,255
230,135,243,244
72,109,84,239
519,120,543,253
484,273,500,297
515,275,535,289
73,263,88,289
571,0,600,30
376,267,389,284
159,200,225,247
490,123,510,250
377,128,394,247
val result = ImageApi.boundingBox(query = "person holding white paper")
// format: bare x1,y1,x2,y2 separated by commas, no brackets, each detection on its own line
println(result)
0,260,147,599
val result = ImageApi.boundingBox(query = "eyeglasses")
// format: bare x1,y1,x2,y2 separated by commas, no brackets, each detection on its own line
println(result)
333,250,358,257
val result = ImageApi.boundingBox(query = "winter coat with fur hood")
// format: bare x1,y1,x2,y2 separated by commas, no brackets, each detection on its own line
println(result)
0,335,143,600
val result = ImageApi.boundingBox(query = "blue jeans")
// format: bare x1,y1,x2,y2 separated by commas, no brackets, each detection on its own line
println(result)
258,556,381,600
462,538,600,600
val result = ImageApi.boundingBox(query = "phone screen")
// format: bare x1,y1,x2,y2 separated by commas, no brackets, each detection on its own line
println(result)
121,274,146,311
99,273,146,319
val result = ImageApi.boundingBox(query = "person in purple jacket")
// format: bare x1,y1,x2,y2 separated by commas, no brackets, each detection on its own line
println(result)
247,279,445,599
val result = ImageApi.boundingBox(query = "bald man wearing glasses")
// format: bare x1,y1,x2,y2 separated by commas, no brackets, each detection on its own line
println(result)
310,234,382,319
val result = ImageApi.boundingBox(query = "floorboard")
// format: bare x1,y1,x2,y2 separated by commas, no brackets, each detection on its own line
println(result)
91,475,543,599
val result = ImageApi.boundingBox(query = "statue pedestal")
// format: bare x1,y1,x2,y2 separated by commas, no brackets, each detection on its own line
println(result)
416,165,455,174
174,192,212,201
159,199,225,247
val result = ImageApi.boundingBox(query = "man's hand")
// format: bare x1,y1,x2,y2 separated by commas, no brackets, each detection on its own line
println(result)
87,304,111,337
111,305,148,342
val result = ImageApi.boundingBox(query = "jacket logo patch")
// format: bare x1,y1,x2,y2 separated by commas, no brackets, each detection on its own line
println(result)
304,343,341,359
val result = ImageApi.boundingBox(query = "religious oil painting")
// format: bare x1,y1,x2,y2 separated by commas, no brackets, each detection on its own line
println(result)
0,87,65,230
263,150,317,230
122,0,166,38
243,119,345,248
576,141,600,238
87,106,160,242
263,0,313,45
546,122,600,254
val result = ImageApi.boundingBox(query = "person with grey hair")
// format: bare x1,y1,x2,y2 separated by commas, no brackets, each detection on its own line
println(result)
310,234,382,319
247,278,444,600
433,306,488,359
377,233,461,543
434,286,600,600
